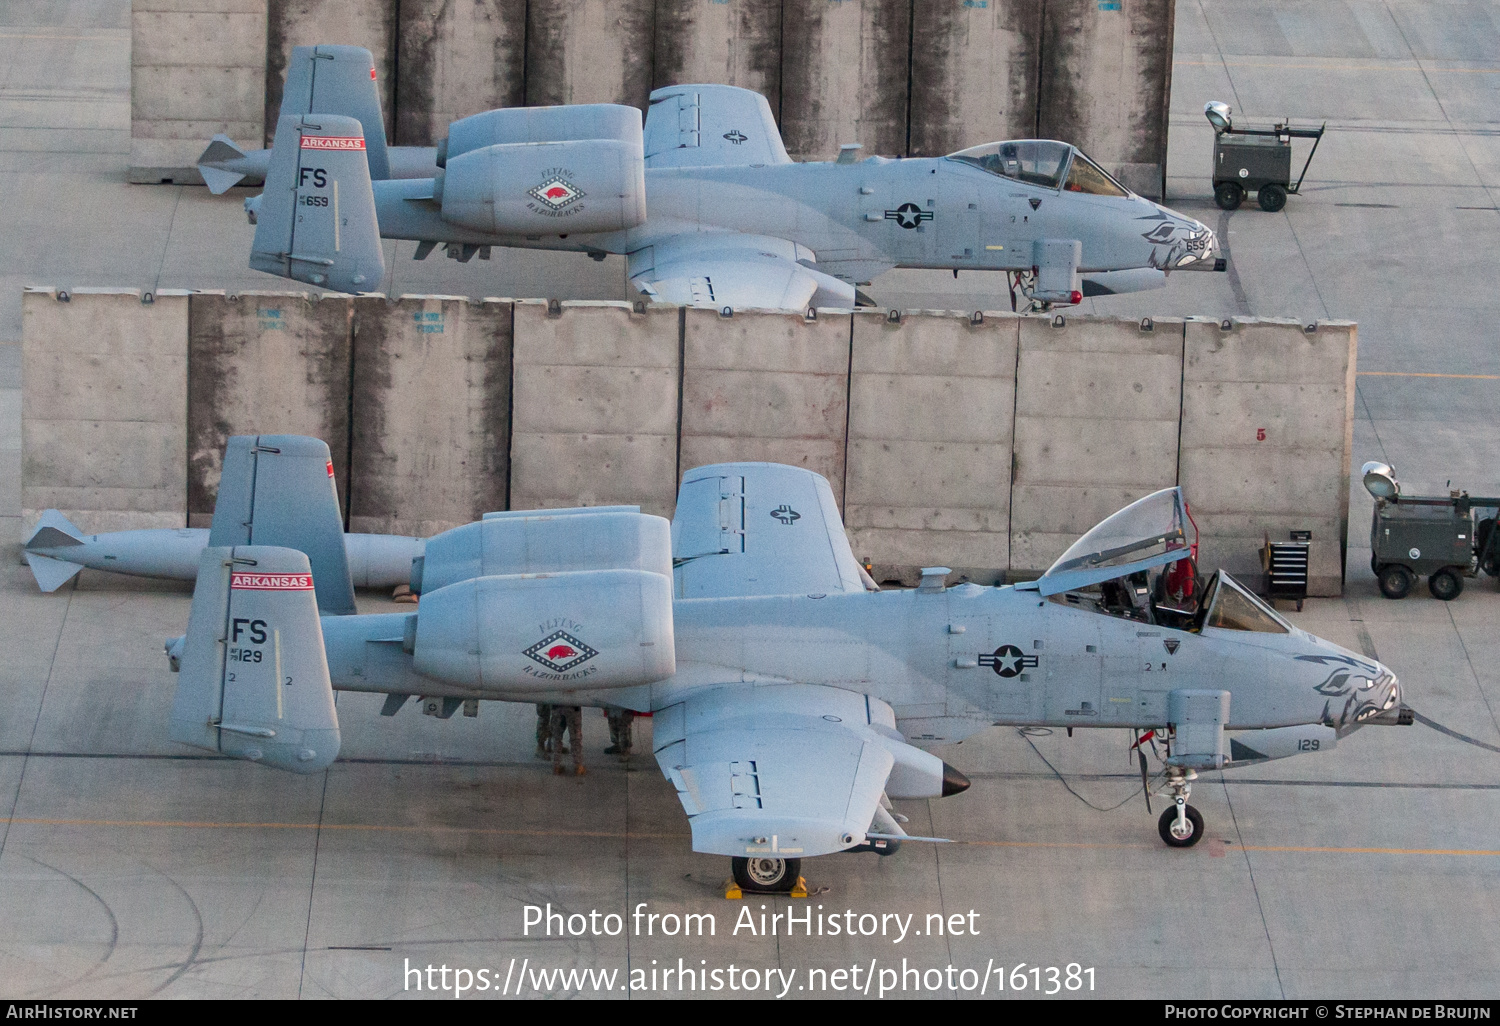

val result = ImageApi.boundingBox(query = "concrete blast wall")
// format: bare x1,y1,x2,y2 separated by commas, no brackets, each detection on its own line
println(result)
348,297,512,537
1038,0,1174,199
394,0,527,147
186,291,352,525
654,0,782,111
908,0,1041,158
1010,316,1185,575
846,311,1019,586
129,0,267,184
509,301,681,519
525,0,657,109
681,309,851,502
1179,318,1357,597
22,289,188,532
780,0,911,161
263,0,397,147
23,298,1353,595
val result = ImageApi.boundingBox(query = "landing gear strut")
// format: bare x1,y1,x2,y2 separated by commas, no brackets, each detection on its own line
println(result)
1155,768,1204,847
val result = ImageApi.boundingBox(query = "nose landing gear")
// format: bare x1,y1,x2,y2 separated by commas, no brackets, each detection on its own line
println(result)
1155,768,1204,847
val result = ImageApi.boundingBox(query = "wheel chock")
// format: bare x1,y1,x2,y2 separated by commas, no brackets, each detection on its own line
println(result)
724,879,743,900
789,876,809,899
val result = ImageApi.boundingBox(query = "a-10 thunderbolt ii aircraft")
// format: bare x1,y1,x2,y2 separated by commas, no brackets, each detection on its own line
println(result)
224,46,1225,312
162,435,1409,893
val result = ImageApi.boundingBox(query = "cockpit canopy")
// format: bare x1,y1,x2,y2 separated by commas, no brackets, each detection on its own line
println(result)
946,139,1130,197
1038,487,1190,597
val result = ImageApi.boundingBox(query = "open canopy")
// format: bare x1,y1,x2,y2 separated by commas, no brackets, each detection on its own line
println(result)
1038,487,1192,597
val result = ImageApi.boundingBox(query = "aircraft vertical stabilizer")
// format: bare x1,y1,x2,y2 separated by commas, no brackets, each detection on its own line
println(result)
248,113,385,294
210,435,358,615
279,45,391,180
169,544,340,773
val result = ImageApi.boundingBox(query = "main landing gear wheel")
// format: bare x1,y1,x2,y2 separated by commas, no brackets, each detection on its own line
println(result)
732,856,802,894
1214,182,1244,210
1429,567,1464,601
1158,803,1205,847
1378,564,1413,599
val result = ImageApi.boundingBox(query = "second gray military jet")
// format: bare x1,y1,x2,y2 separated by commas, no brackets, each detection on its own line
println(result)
232,48,1224,311
157,436,1409,894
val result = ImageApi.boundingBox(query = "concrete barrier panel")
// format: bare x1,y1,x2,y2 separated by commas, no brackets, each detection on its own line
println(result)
1037,0,1173,200
510,301,680,517
780,0,911,160
653,0,782,110
129,0,267,183
908,1,1041,158
348,297,512,536
680,309,852,502
266,0,397,147
846,311,1019,586
394,0,527,147
1180,318,1356,597
186,291,352,525
22,289,189,532
1010,316,1184,574
525,0,657,109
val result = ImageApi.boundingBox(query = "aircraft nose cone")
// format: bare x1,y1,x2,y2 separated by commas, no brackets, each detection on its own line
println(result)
941,762,971,797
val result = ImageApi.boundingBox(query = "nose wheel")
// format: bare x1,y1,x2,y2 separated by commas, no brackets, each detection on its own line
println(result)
1154,768,1204,847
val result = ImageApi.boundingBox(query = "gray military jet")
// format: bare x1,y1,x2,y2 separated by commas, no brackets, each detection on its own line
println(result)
231,47,1224,311
162,435,1409,893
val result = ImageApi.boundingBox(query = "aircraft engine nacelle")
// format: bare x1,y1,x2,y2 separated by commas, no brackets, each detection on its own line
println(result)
434,103,647,236
411,569,674,694
414,509,671,596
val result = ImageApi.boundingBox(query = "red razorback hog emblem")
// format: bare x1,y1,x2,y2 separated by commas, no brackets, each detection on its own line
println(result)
528,176,584,210
524,630,598,672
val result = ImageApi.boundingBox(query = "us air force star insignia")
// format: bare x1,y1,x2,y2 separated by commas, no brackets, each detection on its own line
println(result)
884,203,934,229
723,130,748,145
1163,638,1180,655
524,630,597,672
770,505,801,525
528,177,584,210
978,644,1040,678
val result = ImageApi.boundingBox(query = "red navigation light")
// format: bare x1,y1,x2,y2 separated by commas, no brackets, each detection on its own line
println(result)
1069,290,1082,305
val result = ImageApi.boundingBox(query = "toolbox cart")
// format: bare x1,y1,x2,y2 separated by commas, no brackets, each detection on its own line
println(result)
1204,101,1325,213
1362,462,1500,601
1262,530,1311,610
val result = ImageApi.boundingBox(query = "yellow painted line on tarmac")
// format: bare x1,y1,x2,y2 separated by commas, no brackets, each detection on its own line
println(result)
11,817,1497,858
1175,60,1500,74
1358,371,1500,380
6,816,687,841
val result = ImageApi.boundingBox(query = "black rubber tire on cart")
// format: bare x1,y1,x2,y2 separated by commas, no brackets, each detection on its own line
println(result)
1258,183,1288,212
1157,805,1205,848
1377,564,1413,599
1214,182,1244,210
1429,567,1464,601
732,856,801,893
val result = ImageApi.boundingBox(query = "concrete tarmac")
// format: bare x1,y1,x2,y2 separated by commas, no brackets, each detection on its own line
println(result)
1,0,1498,999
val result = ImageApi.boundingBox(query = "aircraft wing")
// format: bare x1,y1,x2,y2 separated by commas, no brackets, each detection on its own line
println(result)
644,84,791,169
673,462,871,599
653,684,900,858
628,232,855,311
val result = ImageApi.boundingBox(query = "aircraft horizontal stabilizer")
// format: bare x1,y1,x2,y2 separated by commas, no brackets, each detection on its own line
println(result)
169,544,339,773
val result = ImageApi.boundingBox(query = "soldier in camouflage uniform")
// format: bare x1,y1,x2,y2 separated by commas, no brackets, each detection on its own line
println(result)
535,704,555,759
550,705,585,775
604,707,636,761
